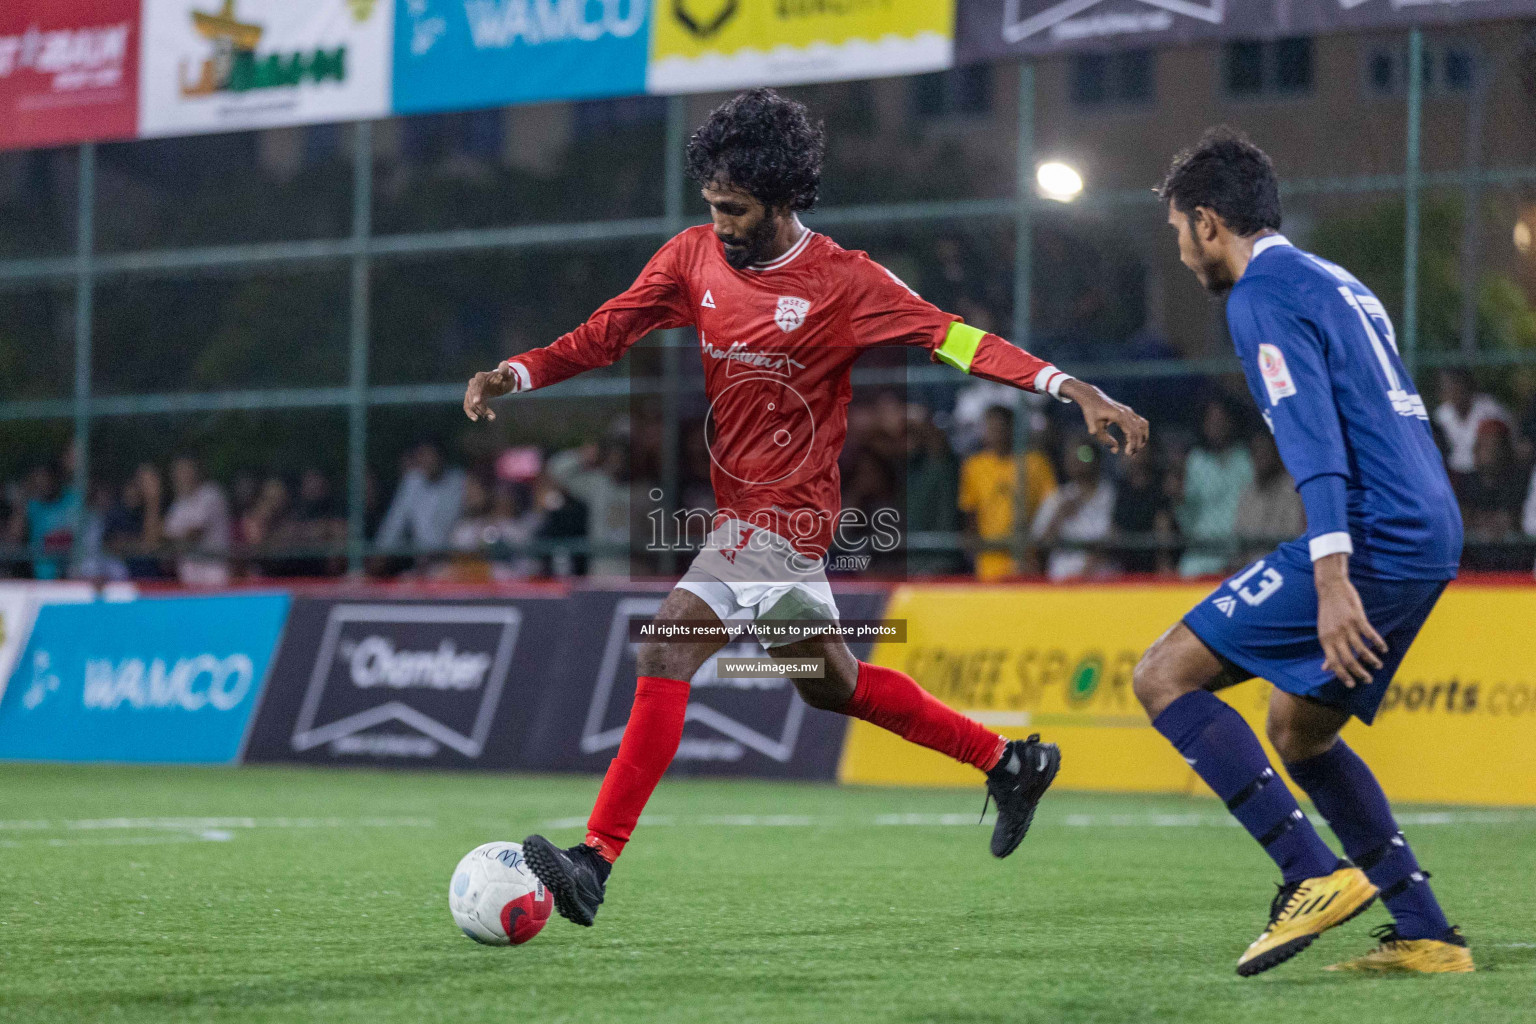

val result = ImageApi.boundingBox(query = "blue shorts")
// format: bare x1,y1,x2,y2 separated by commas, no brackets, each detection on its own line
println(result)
1182,545,1449,725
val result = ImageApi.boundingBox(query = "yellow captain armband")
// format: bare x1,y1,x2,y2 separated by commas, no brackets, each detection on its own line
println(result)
935,321,986,373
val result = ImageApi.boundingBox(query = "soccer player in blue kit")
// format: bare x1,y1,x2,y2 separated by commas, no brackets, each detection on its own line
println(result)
1133,129,1474,976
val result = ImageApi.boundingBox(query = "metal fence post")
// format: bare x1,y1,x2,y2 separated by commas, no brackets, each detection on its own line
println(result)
658,96,689,576
71,143,96,566
1011,63,1037,574
1404,28,1424,374
346,121,374,573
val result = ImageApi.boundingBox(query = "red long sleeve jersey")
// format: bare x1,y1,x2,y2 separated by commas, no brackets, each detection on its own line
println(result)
507,225,1066,558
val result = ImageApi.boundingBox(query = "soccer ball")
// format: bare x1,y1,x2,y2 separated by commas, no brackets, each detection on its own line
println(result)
449,841,553,946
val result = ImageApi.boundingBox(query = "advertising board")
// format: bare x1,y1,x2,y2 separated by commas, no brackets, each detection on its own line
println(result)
0,593,289,763
839,583,1536,806
393,0,650,114
0,0,140,150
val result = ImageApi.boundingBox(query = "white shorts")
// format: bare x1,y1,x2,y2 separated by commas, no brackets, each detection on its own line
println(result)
675,519,840,650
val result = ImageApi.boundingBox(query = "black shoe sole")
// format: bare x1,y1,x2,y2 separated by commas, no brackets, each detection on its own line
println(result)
1235,892,1378,977
522,835,598,928
991,743,1062,859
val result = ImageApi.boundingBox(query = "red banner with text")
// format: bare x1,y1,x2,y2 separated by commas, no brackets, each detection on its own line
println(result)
0,0,140,151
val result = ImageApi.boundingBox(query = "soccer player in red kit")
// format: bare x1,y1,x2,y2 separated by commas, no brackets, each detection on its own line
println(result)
463,89,1149,928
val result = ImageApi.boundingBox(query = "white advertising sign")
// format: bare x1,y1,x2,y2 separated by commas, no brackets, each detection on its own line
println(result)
139,0,391,138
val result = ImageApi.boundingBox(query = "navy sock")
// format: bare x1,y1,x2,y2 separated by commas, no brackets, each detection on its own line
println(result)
1285,740,1449,940
1153,691,1338,883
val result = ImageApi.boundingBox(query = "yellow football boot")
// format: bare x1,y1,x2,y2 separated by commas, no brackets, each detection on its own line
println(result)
1236,861,1378,976
1326,925,1475,973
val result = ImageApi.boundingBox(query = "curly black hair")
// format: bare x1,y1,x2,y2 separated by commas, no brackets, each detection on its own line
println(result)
686,88,825,212
1158,127,1282,237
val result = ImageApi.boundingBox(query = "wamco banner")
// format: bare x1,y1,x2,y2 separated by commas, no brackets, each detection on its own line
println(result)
0,593,288,764
958,0,1536,61
839,583,1536,806
647,0,956,94
138,0,392,138
393,0,651,115
0,0,141,151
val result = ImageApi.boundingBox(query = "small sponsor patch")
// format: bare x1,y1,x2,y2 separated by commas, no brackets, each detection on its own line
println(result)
1258,344,1297,404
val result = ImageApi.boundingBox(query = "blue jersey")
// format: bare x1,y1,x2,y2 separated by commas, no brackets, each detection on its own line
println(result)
1225,236,1462,580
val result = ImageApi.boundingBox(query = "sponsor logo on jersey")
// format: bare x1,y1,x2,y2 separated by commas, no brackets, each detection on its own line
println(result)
1258,343,1297,404
701,289,716,308
1214,595,1237,617
774,295,810,333
700,333,805,379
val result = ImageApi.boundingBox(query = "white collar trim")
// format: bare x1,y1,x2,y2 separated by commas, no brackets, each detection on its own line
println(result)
1251,234,1291,259
749,225,813,271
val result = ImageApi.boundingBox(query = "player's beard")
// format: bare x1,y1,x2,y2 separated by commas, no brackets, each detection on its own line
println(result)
1190,230,1236,294
719,213,779,270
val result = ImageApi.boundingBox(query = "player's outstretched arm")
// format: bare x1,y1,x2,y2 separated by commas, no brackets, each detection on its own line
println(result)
464,235,695,424
1058,378,1150,456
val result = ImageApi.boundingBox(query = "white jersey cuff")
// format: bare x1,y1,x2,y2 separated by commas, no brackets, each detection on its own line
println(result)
1309,532,1354,561
500,360,532,393
1032,366,1073,404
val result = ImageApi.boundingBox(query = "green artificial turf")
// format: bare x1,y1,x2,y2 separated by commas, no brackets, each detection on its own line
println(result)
0,764,1531,1023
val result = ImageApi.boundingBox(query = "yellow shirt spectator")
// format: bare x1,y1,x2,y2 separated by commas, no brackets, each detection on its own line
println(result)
959,448,1057,580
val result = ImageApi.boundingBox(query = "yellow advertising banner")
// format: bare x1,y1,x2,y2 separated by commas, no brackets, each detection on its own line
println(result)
647,1,954,94
839,583,1536,806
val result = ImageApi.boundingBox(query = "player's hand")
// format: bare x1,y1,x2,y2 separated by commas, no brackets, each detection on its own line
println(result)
464,362,517,422
1315,557,1386,688
1060,379,1149,456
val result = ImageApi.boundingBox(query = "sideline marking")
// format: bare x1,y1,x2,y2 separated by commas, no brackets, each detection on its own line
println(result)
534,810,1536,830
0,816,436,847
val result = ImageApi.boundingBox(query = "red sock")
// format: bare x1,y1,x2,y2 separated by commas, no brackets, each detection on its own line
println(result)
842,661,1006,773
585,676,690,863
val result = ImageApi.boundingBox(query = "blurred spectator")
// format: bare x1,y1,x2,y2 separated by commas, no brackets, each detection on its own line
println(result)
959,405,1056,580
242,475,291,557
1234,432,1305,563
1030,438,1117,582
905,403,963,575
4,461,83,580
547,433,631,577
229,472,261,533
1460,422,1526,571
76,482,125,581
448,477,543,581
163,455,232,586
678,425,717,533
950,380,1021,456
100,464,167,580
376,441,467,558
1434,369,1510,479
864,390,908,467
838,445,903,574
275,467,349,576
1176,399,1253,578
1110,442,1176,575
535,470,590,577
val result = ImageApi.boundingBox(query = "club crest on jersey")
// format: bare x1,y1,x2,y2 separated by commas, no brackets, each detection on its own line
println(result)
774,296,810,333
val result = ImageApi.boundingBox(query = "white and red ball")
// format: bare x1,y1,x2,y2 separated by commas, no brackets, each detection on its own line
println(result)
449,841,552,946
